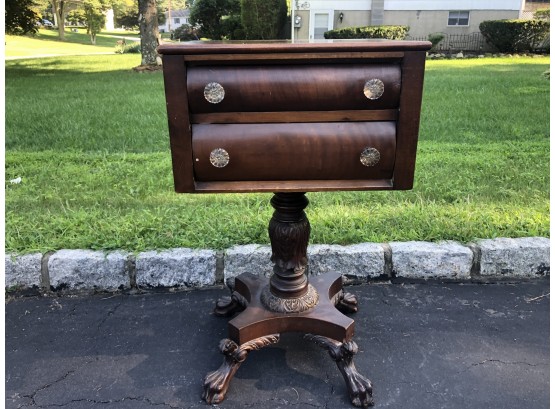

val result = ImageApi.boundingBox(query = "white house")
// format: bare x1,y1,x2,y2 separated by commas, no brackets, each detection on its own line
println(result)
292,0,537,41
159,9,190,33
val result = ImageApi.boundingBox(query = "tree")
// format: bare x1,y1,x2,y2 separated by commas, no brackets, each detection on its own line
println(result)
6,0,40,35
49,0,83,40
113,0,138,28
240,0,286,39
138,0,160,66
67,8,86,25
83,0,106,44
189,0,240,39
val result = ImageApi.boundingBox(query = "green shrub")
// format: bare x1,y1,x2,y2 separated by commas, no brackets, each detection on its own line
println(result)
428,32,445,52
534,8,549,20
324,25,409,40
189,0,241,40
479,19,550,53
221,14,245,39
240,0,287,39
172,24,199,41
115,42,141,54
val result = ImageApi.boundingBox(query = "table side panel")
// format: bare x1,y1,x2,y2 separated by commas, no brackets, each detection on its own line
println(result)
393,51,427,190
162,54,195,193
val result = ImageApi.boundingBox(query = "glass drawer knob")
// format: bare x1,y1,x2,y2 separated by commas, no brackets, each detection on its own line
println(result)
363,78,384,100
210,148,230,168
360,147,380,167
204,82,225,104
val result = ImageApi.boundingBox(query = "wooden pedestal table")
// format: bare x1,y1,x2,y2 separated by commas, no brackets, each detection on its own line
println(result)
202,192,373,407
157,40,432,408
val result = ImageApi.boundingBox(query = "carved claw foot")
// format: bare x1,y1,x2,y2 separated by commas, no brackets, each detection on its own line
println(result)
202,334,280,404
335,291,359,314
202,339,239,404
214,291,248,317
305,335,373,407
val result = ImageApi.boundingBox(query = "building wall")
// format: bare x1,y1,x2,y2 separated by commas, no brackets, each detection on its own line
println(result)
293,10,311,40
104,9,114,31
291,1,523,40
158,12,190,33
384,0,523,11
524,1,550,12
383,10,520,37
333,11,372,30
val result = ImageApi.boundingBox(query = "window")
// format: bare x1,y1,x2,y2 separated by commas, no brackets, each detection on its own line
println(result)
313,13,330,39
448,11,469,26
174,18,180,24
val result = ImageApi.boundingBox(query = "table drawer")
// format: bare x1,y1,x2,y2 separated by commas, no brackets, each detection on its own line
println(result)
187,65,401,113
192,122,396,181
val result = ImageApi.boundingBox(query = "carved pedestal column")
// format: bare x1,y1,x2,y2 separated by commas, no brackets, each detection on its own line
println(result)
261,193,319,313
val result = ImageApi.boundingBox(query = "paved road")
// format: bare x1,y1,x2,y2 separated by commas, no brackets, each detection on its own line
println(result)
6,279,549,408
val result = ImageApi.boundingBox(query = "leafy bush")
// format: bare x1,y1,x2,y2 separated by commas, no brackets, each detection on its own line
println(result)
534,8,549,20
428,32,445,52
190,0,240,39
172,24,199,41
240,0,287,39
6,0,39,35
221,15,245,39
479,19,550,53
115,42,141,54
324,25,409,40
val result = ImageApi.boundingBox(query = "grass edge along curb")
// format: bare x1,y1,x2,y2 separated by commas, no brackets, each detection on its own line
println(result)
5,56,550,254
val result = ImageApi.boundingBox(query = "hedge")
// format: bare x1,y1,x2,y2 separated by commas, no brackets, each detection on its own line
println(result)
324,25,409,40
479,19,550,53
241,0,287,39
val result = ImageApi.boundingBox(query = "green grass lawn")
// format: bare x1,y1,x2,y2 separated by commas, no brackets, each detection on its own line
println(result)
5,28,139,58
5,55,550,253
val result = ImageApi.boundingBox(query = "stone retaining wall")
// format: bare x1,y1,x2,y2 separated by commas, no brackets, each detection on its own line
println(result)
5,237,550,294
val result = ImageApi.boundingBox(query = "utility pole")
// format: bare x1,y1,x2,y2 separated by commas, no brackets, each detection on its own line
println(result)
168,0,172,33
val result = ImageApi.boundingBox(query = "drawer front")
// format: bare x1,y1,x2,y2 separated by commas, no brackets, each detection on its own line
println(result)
187,65,401,113
192,122,396,181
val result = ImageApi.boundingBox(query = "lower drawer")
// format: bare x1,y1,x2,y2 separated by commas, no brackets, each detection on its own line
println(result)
192,122,396,181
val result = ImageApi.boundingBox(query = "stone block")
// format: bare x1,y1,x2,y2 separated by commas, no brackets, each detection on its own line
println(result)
5,253,42,290
48,250,130,291
224,245,273,284
136,248,216,288
477,237,550,277
390,241,473,279
308,243,385,278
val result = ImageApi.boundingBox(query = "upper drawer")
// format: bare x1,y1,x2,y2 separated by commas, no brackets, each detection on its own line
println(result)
187,64,401,113
192,122,396,182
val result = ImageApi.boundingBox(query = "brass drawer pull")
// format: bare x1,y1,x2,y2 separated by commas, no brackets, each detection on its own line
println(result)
210,148,230,168
360,147,380,167
204,82,225,104
363,79,384,100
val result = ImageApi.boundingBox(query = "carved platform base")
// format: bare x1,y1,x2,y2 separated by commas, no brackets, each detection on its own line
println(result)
202,272,374,407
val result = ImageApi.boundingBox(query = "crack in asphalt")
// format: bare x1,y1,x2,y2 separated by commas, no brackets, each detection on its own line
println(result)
19,396,188,408
459,359,548,374
19,369,77,408
96,300,124,331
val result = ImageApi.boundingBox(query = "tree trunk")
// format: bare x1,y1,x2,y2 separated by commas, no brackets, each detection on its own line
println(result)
51,0,66,40
138,0,160,66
